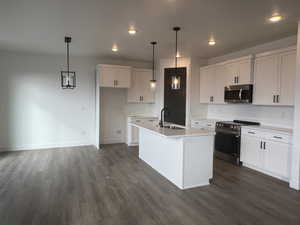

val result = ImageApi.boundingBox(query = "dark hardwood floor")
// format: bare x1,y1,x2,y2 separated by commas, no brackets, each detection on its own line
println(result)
0,144,299,225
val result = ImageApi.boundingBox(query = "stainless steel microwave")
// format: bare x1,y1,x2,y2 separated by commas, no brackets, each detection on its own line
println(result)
224,84,253,103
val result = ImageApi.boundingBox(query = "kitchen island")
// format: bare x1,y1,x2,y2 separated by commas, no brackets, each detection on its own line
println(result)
130,120,215,190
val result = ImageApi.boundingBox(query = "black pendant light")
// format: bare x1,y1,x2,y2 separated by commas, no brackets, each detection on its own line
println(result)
61,36,76,89
171,27,181,90
150,41,157,90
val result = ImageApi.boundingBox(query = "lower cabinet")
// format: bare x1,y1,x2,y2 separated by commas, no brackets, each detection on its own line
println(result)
241,128,291,181
127,117,157,146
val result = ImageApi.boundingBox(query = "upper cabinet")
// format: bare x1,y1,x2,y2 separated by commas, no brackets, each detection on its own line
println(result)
199,66,216,103
127,68,155,103
221,57,253,86
97,64,131,88
199,56,253,104
253,47,296,106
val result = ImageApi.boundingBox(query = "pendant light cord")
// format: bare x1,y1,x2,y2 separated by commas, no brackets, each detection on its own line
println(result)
152,43,155,80
175,29,178,69
67,41,70,74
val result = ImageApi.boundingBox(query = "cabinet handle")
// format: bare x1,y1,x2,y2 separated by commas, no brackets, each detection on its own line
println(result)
273,95,275,103
260,141,263,149
234,77,237,84
115,80,118,86
276,95,280,103
248,131,255,134
139,96,142,101
263,142,266,150
273,136,282,139
237,76,239,84
141,96,144,101
207,124,212,127
114,80,116,86
211,96,214,102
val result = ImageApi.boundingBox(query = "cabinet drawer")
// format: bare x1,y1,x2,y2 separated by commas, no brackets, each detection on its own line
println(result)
265,133,291,144
191,120,215,129
242,129,267,138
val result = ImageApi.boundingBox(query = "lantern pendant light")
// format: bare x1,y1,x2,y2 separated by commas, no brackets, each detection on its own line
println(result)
61,36,76,89
171,27,181,90
150,41,157,90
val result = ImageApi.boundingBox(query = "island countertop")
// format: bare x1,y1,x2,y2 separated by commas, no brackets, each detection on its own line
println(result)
130,120,215,138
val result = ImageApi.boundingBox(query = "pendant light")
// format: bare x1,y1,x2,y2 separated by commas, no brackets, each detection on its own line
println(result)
150,41,157,90
61,36,76,89
171,27,181,90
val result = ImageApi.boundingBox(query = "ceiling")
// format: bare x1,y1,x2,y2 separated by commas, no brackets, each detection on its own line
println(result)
0,0,300,61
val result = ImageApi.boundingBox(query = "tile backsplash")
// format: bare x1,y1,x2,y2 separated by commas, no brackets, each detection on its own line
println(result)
207,104,294,128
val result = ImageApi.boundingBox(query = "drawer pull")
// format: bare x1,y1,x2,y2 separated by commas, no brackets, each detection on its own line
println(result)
136,120,141,122
248,131,255,134
207,124,212,127
273,136,282,139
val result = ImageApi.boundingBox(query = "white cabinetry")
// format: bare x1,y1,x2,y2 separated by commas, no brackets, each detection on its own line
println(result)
199,66,215,103
253,47,296,106
199,56,253,104
97,64,131,88
127,117,157,146
241,127,292,181
191,119,217,130
127,69,155,103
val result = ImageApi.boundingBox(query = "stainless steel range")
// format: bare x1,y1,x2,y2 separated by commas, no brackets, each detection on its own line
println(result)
214,120,260,165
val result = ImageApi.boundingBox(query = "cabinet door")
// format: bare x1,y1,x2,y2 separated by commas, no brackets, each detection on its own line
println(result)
99,67,116,87
127,69,154,103
238,59,252,84
214,65,229,104
278,51,296,106
225,62,239,85
241,135,263,169
253,55,279,105
199,67,215,103
131,126,139,144
115,68,131,88
140,70,155,103
264,141,290,179
127,69,142,102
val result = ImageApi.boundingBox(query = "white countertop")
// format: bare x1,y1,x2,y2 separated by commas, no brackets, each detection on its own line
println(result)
244,125,293,136
130,121,215,138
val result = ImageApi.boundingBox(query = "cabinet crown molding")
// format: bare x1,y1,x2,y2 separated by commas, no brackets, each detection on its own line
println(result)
96,64,132,70
255,46,296,58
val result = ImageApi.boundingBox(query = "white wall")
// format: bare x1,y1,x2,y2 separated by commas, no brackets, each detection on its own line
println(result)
204,35,297,128
100,88,155,144
0,50,153,150
290,22,300,190
0,51,98,150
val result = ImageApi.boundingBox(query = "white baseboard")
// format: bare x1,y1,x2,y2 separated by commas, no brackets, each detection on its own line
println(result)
0,141,93,152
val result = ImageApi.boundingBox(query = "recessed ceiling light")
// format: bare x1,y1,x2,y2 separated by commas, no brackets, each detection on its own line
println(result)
269,14,282,23
112,44,118,52
128,27,137,35
208,40,216,46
